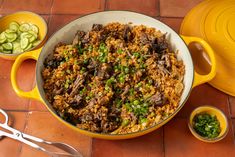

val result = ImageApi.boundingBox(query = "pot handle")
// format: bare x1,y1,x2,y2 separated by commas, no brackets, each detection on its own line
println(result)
181,35,216,88
11,48,43,102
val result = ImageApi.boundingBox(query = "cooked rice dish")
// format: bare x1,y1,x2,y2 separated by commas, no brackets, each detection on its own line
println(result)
42,23,185,134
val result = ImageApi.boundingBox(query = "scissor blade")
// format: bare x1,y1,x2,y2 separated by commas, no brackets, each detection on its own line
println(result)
0,129,16,139
46,151,83,157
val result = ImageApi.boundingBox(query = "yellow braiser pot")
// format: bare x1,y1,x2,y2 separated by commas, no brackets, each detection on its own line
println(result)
180,0,235,96
11,11,216,140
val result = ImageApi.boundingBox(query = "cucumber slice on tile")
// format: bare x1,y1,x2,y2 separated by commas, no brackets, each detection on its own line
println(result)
19,23,30,32
32,40,41,47
0,32,7,43
30,24,39,34
2,43,13,50
20,38,29,49
24,43,32,51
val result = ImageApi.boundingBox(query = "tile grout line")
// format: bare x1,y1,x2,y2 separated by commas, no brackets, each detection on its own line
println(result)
90,138,94,157
228,96,233,118
102,0,105,11
232,120,235,144
0,0,4,11
104,0,108,11
158,0,161,17
0,76,8,79
18,111,30,156
159,16,184,19
227,96,235,143
47,0,54,35
163,126,166,157
49,0,54,15
0,12,185,19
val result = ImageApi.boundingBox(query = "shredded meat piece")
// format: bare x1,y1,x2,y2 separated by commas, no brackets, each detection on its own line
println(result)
72,30,85,46
70,73,87,96
149,93,163,106
97,63,112,79
82,32,90,44
140,32,149,45
123,25,132,42
98,96,110,106
92,24,103,31
121,85,130,100
151,35,168,53
52,87,63,95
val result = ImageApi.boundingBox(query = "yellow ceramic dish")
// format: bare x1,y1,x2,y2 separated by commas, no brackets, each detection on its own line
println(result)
0,11,47,60
180,0,235,96
188,106,228,143
11,11,216,139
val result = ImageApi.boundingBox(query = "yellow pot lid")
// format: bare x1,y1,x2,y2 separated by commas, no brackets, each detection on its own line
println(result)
180,0,235,96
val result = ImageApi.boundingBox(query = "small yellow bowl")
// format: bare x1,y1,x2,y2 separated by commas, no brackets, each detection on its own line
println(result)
188,106,228,143
0,11,47,60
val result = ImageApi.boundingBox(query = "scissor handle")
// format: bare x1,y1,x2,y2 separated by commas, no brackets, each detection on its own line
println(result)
0,109,9,125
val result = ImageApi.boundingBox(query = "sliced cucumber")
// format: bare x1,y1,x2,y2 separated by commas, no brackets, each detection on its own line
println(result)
17,30,22,35
24,43,32,51
13,47,23,54
6,33,17,42
9,21,20,28
5,29,16,33
5,32,16,39
9,22,19,32
0,32,7,43
28,30,38,38
32,40,41,47
20,38,29,49
2,43,13,50
0,22,40,54
19,23,30,32
9,25,19,32
20,32,32,39
0,46,3,52
13,41,21,49
30,24,39,34
29,35,36,42
2,50,12,54
12,41,22,54
0,38,6,44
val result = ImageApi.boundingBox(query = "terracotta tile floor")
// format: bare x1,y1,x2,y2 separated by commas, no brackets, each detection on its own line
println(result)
0,0,235,157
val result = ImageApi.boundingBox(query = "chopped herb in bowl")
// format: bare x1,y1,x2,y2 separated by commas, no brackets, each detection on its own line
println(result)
193,113,221,138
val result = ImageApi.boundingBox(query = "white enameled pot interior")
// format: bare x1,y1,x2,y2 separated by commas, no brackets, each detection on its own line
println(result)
36,11,194,114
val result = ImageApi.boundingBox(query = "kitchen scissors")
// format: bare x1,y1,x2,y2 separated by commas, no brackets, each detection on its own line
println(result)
0,109,83,157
